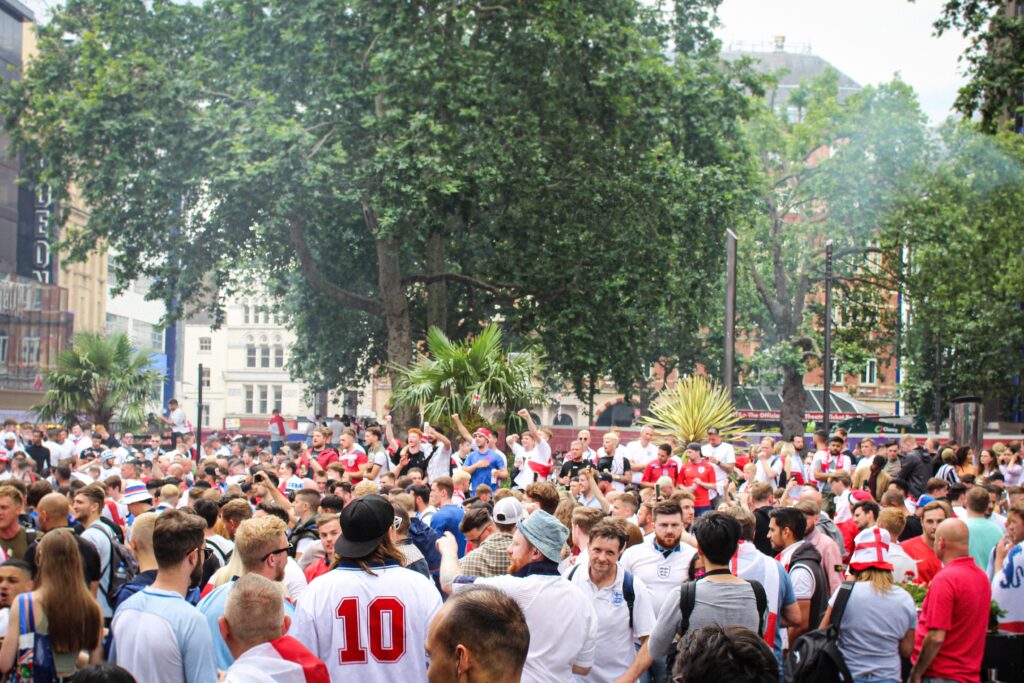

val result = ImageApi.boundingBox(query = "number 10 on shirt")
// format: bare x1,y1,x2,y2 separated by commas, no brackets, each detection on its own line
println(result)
336,596,407,664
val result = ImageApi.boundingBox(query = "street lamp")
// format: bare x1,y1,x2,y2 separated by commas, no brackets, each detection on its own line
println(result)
823,240,834,436
724,229,738,403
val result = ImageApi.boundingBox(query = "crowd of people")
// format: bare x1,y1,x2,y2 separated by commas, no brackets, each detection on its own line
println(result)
0,404,1018,683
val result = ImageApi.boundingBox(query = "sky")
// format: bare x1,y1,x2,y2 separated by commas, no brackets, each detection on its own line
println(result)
715,0,972,124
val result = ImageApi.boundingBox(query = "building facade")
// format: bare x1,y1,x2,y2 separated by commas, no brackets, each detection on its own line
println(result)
178,297,370,435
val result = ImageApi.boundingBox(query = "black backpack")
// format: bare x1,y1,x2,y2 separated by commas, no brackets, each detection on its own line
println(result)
677,577,769,637
567,564,637,628
785,581,855,683
92,522,139,605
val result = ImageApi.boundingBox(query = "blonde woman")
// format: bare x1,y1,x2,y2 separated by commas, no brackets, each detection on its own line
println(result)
819,527,916,683
0,529,103,680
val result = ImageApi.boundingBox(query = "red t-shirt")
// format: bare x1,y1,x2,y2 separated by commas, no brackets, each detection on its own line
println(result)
642,460,679,484
314,447,340,470
304,558,330,584
912,556,992,682
901,536,943,585
678,462,716,508
338,448,368,481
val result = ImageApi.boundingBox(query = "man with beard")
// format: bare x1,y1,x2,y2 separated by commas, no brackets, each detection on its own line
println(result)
440,510,598,683
309,428,339,471
568,520,656,683
619,500,697,683
198,516,296,670
110,509,217,683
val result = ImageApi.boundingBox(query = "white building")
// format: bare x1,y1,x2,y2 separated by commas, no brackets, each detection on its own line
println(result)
104,270,167,416
178,297,373,436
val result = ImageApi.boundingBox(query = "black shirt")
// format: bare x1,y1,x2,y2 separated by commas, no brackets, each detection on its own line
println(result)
25,445,50,474
560,459,588,479
754,506,774,556
24,530,101,585
899,513,923,542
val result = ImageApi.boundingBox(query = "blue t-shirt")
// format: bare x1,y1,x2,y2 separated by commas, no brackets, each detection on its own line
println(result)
465,449,502,490
197,578,296,669
430,504,466,556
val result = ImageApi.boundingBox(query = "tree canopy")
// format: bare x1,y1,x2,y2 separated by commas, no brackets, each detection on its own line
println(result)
3,0,756,419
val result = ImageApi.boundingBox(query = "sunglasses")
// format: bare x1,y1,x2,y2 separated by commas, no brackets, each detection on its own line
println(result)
261,544,294,562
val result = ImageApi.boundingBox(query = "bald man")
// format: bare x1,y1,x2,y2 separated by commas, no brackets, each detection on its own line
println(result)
909,519,992,683
23,492,101,590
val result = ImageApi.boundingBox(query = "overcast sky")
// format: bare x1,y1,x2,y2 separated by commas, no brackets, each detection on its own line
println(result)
716,0,971,124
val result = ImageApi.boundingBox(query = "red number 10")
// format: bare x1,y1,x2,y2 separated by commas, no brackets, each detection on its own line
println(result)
336,596,407,664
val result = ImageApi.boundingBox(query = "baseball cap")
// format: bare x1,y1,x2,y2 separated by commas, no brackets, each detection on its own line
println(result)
850,490,873,503
597,472,613,483
122,480,153,505
516,510,568,563
493,497,525,525
335,494,394,558
849,527,894,572
707,427,720,436
473,427,492,439
916,494,936,508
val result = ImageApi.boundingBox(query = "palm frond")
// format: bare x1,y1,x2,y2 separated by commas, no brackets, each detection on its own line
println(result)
641,375,750,444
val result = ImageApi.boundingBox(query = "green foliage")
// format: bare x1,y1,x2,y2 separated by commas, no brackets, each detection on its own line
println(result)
736,72,928,434
390,325,544,432
640,374,750,443
928,0,1024,131
881,123,1024,426
0,0,757,408
34,333,162,431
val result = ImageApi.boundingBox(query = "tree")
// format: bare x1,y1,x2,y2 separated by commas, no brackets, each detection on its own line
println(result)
389,325,543,433
922,0,1024,131
882,123,1024,428
640,374,749,443
737,73,929,437
2,0,754,423
34,333,162,431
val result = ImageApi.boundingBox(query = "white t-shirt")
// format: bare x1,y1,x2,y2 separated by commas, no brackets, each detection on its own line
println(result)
625,440,658,484
43,440,74,467
619,536,697,615
83,521,114,617
568,564,655,683
777,541,815,600
289,562,441,682
754,455,782,484
511,440,552,489
169,408,189,434
73,436,94,456
833,489,855,524
283,557,308,602
701,442,736,497
810,451,852,489
454,573,597,683
425,443,452,483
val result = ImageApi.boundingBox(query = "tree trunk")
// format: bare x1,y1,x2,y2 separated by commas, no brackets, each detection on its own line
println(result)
780,365,806,439
426,230,447,333
376,236,415,431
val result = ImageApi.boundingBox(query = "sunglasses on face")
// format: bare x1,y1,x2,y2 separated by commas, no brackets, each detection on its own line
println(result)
261,544,294,562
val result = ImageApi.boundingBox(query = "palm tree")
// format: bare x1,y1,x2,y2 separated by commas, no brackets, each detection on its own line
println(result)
34,332,163,431
390,325,544,433
640,374,750,444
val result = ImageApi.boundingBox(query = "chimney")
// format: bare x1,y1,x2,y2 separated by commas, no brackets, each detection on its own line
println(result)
774,35,785,52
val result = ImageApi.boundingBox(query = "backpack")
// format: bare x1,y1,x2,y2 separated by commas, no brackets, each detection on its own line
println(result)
406,517,442,587
288,519,319,559
677,577,768,638
10,593,58,683
93,522,139,605
784,581,855,683
567,565,637,628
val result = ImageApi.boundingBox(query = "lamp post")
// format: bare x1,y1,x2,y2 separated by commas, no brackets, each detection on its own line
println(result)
822,240,834,436
724,229,738,403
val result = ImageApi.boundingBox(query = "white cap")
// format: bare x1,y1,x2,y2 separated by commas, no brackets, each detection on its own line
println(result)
493,497,525,525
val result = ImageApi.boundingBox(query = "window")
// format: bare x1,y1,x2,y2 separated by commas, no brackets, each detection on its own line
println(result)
21,334,40,365
830,358,843,385
133,321,157,350
258,385,269,414
262,307,270,324
260,345,270,368
861,358,878,385
272,385,282,413
0,331,6,363
246,344,256,368
244,385,254,414
201,366,211,388
200,403,210,426
243,305,250,324
105,313,129,337
199,337,212,352
274,345,284,368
